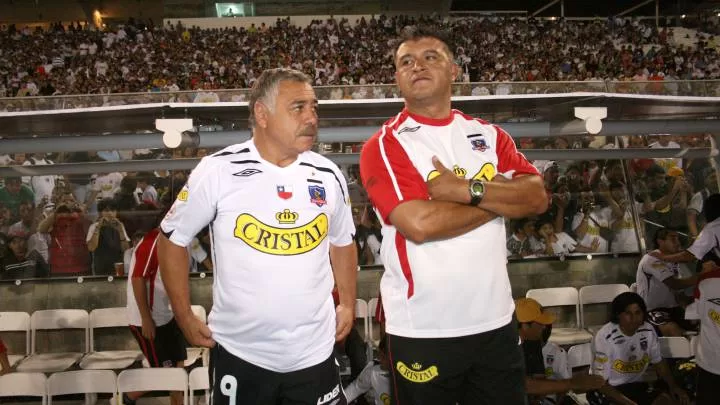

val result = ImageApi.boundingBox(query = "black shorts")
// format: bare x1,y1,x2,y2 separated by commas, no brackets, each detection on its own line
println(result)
647,307,697,335
129,318,187,367
209,344,346,405
587,382,662,405
696,367,720,405
387,320,526,405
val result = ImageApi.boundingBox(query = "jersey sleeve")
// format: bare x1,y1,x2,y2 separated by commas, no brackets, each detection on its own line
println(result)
494,125,540,178
645,256,676,283
687,227,717,260
591,333,611,381
343,363,374,402
687,191,704,213
360,128,428,223
132,232,159,280
329,165,355,247
160,157,219,247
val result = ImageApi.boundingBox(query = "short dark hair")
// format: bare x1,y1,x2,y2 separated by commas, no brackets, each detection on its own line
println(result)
97,198,118,212
653,228,677,249
610,292,647,323
393,25,455,63
705,193,720,222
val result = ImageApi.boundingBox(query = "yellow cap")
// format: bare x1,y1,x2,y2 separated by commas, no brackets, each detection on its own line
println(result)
667,166,684,177
515,298,556,325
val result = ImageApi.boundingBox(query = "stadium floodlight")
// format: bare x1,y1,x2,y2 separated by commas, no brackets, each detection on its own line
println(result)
155,118,194,148
574,107,607,135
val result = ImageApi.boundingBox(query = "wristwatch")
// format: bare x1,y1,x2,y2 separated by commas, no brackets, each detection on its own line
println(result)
468,180,485,206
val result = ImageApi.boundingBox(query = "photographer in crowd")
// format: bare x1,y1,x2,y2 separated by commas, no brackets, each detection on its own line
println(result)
37,191,91,276
86,198,129,275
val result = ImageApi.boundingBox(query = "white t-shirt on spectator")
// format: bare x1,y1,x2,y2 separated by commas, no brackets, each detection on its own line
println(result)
22,158,56,206
649,141,682,170
94,172,124,199
611,204,643,253
591,321,662,387
572,207,612,253
636,252,680,310
548,232,577,255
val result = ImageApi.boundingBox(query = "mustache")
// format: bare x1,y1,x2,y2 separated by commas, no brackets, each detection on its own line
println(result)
299,126,318,137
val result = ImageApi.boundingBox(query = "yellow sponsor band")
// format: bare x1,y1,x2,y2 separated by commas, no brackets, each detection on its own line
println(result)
709,309,720,326
234,213,328,255
612,355,649,374
396,361,439,383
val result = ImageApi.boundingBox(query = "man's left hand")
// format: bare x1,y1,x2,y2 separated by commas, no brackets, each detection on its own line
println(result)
335,304,354,342
426,156,469,204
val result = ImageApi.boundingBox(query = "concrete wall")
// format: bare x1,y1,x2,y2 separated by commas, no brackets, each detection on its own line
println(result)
0,255,639,353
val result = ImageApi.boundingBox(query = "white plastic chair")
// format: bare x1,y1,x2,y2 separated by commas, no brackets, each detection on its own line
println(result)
0,372,47,405
0,311,31,367
579,284,630,332
658,337,692,358
189,366,209,405
526,287,592,345
629,282,637,293
355,299,369,342
117,368,188,405
80,307,143,370
367,297,380,346
17,309,89,372
48,370,117,405
567,343,593,370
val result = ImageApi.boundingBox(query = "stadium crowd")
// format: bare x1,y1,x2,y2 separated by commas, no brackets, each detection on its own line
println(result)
0,14,719,99
0,132,715,276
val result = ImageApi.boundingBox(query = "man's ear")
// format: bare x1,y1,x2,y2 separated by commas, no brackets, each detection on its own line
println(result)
254,101,269,129
452,63,461,81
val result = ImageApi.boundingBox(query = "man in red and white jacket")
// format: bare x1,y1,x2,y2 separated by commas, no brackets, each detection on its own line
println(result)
360,26,546,404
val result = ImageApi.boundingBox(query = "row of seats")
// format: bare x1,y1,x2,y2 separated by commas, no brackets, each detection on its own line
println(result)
0,305,208,373
526,284,632,345
0,367,209,405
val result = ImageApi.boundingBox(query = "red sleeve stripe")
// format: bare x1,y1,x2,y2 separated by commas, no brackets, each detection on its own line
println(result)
378,126,405,202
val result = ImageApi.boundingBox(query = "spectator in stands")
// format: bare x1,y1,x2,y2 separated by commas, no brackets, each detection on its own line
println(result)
587,292,689,405
1,233,47,280
572,187,609,254
643,165,692,239
37,194,90,276
507,218,535,259
516,298,604,404
86,198,130,275
536,216,585,256
636,229,698,337
653,193,720,269
687,170,718,239
360,26,545,404
22,153,56,206
0,177,34,222
608,181,650,253
6,201,37,238
343,336,390,405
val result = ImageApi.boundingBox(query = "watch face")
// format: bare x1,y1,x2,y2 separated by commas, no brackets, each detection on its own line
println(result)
471,181,484,195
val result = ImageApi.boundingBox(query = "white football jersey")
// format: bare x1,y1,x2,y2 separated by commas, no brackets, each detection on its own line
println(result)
542,342,570,380
160,140,355,372
694,269,720,375
344,362,391,405
591,322,662,386
360,108,539,338
636,253,680,310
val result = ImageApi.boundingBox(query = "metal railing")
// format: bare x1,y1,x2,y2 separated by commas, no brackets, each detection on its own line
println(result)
2,80,719,113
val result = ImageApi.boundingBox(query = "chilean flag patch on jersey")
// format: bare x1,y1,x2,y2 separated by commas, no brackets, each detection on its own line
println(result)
277,185,293,200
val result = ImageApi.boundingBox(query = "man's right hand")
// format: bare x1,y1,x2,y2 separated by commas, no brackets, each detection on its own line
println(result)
177,311,215,348
570,374,605,392
141,316,156,340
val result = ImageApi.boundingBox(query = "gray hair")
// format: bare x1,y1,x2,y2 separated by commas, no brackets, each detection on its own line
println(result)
248,68,312,129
